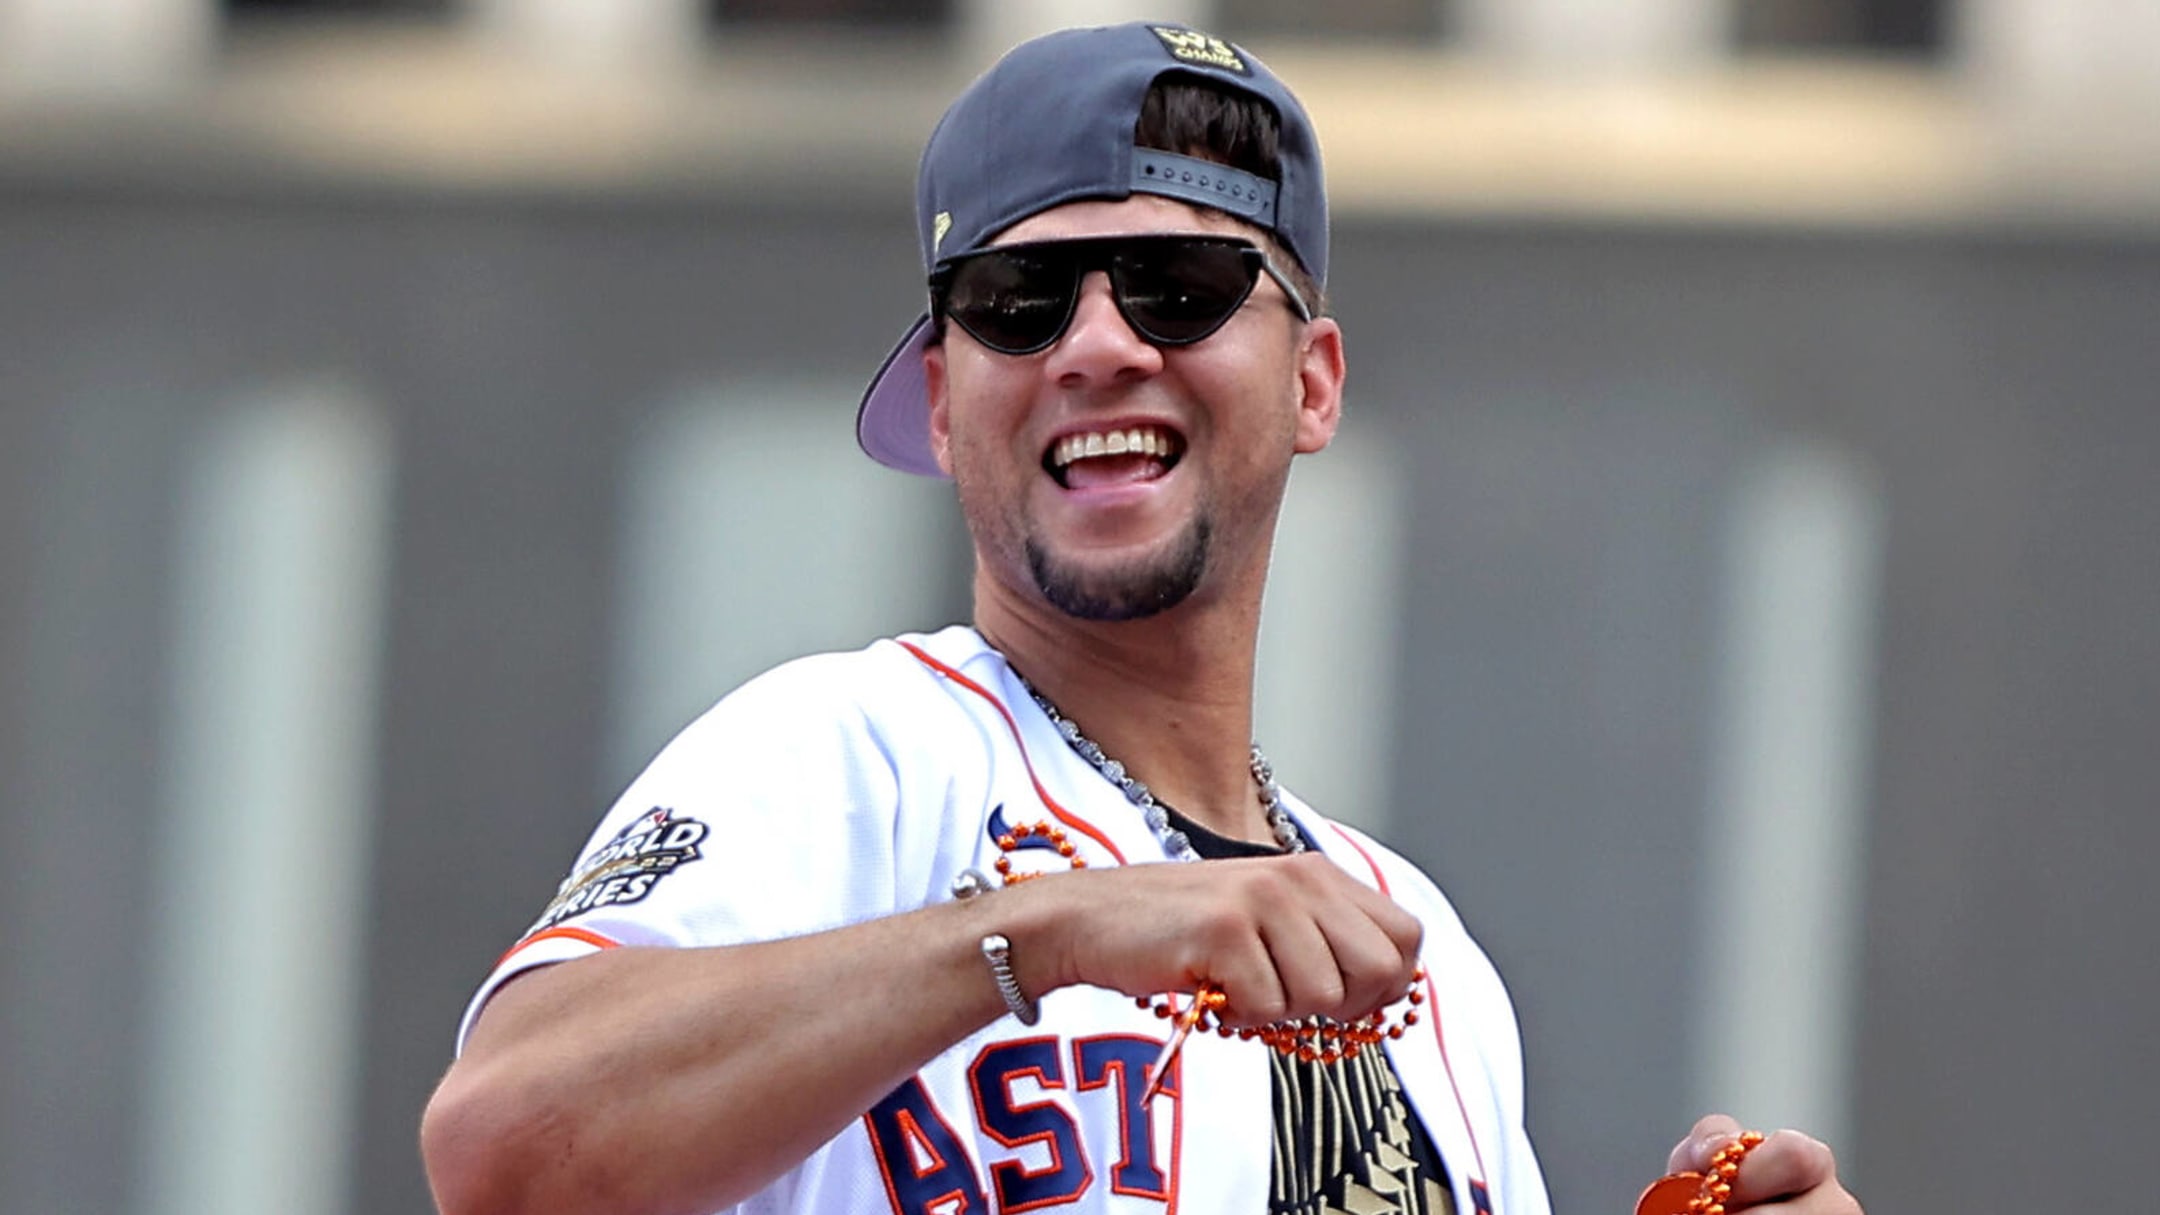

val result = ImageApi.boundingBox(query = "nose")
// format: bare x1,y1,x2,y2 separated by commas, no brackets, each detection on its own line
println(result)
1042,270,1164,388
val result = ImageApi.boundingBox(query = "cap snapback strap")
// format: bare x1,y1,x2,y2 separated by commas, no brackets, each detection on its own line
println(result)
1130,149,1279,227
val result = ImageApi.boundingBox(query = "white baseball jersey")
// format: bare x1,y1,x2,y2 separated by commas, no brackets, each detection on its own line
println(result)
460,625,1551,1215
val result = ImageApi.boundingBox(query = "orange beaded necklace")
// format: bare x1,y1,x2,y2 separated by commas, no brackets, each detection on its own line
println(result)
1634,1130,1767,1215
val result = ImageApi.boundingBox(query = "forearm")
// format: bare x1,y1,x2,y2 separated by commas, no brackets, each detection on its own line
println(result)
421,854,1422,1215
422,890,1053,1215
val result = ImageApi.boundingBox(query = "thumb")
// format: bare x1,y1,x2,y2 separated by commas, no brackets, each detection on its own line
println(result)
1667,1113,1745,1174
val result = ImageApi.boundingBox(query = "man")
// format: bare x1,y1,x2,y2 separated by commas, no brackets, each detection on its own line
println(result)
422,22,1862,1215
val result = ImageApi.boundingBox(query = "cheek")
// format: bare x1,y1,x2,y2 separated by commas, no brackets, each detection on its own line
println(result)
943,358,1040,459
1195,353,1303,451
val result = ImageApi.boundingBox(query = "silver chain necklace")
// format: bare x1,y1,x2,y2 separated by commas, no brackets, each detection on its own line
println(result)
1020,678,1305,859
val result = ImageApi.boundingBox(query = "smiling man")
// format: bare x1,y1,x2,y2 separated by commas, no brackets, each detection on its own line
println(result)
422,23,1863,1215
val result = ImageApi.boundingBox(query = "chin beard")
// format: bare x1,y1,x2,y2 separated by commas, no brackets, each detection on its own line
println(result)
1026,519,1211,622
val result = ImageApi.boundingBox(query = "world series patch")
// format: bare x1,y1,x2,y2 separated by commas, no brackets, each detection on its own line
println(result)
528,807,707,934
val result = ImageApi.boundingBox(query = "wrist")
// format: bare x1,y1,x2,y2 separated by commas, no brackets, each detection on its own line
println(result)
949,867,1079,1013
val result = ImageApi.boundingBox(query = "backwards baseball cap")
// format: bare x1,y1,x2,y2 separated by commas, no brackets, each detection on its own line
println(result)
855,21,1329,477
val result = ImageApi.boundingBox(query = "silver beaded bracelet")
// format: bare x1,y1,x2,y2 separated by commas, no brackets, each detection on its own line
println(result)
978,933,1040,1025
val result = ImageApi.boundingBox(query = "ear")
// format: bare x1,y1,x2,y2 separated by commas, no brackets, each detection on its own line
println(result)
924,339,955,477
1291,317,1346,455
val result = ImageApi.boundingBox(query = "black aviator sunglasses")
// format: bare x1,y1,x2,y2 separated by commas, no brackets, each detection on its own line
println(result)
929,233,1313,356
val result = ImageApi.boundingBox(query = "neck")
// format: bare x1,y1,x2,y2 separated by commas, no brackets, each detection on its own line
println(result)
974,569,1274,845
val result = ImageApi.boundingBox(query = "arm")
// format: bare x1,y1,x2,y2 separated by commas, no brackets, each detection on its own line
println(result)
421,852,1422,1215
422,894,1010,1215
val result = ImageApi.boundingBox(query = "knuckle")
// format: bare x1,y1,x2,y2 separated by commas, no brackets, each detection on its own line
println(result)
1398,912,1425,951
1306,974,1348,1013
1193,902,1251,951
1243,987,1289,1023
1250,857,1306,898
1287,850,1337,883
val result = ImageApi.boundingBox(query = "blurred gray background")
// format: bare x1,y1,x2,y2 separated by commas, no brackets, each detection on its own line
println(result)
2,1,2155,1213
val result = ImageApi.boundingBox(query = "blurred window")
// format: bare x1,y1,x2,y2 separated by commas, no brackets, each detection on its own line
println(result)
709,0,951,28
1733,0,1942,54
1218,0,1445,43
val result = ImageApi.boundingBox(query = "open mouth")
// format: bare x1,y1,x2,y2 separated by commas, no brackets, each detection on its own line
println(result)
1043,424,1185,490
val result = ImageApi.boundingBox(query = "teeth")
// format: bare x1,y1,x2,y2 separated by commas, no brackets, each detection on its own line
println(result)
1052,426,1179,470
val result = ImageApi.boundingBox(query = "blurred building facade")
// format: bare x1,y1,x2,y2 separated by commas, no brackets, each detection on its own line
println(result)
1,3,2155,1214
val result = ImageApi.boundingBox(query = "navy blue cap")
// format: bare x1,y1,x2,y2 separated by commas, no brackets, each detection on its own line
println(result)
857,22,1329,477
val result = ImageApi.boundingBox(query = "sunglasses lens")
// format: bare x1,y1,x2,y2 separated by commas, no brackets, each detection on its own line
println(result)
944,250,1076,354
938,237,1269,354
1113,241,1258,344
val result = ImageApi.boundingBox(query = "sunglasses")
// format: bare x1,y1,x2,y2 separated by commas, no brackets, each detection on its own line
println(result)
930,234,1313,356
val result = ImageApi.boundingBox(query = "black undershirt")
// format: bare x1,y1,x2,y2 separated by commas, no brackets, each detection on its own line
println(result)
1164,806,1458,1215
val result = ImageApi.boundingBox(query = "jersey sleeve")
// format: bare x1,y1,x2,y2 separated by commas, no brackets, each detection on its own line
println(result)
455,645,977,1052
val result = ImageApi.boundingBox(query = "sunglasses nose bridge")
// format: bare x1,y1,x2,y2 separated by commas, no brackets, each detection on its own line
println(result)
1045,266,1165,375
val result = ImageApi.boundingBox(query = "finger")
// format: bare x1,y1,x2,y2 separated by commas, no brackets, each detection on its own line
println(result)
1668,1113,1745,1174
1311,854,1425,963
1269,853,1422,1010
1373,890,1425,962
1311,898,1420,1019
1258,911,1348,1018
1726,1130,1838,1208
1194,856,1332,1023
1206,930,1289,1026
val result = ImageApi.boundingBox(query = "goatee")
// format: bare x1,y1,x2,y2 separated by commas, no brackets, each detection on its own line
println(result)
1026,519,1211,622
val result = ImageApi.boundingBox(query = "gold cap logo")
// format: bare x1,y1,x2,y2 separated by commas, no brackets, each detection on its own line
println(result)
932,211,953,256
1149,26,1248,75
